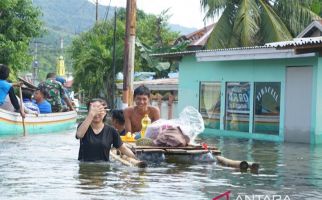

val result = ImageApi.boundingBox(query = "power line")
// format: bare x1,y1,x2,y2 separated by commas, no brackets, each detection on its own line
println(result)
104,0,112,22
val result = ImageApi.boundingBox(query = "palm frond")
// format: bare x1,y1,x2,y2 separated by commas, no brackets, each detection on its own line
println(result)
273,0,321,36
201,0,227,19
206,4,236,49
258,0,292,44
232,0,260,46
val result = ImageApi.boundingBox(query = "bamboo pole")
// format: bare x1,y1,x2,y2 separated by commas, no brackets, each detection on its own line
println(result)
215,156,249,172
110,149,147,168
248,162,260,174
19,86,26,136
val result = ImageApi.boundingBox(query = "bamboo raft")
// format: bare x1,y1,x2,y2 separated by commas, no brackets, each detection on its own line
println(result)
111,143,259,173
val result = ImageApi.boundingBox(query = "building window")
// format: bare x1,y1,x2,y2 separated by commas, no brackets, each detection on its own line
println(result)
199,82,221,129
254,82,280,135
225,82,250,132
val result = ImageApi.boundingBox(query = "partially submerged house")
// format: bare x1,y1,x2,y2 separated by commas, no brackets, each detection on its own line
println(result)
153,21,322,144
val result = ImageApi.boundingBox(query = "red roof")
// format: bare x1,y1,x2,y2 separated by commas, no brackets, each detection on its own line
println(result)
174,24,215,50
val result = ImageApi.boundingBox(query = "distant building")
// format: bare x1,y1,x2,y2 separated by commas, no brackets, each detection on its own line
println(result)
174,24,215,50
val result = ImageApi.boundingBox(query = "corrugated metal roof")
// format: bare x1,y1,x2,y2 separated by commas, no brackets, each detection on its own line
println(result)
151,46,271,57
265,37,322,48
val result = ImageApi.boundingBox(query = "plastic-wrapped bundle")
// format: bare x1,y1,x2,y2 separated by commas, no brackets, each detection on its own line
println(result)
177,106,205,141
145,106,205,143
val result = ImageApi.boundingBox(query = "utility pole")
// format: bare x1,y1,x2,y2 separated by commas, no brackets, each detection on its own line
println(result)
122,0,136,108
95,0,98,21
111,9,117,109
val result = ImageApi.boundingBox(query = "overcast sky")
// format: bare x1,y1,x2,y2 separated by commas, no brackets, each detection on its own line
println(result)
89,0,215,29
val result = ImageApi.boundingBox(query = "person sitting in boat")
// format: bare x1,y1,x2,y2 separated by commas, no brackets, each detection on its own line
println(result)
34,87,52,114
55,76,70,111
76,98,136,162
38,72,74,112
0,64,25,117
22,88,40,114
111,109,126,136
124,85,160,135
1,87,39,115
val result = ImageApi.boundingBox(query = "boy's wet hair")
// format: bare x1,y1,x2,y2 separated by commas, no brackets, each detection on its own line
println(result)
111,109,125,125
0,64,10,80
134,85,150,98
36,87,48,98
22,89,34,100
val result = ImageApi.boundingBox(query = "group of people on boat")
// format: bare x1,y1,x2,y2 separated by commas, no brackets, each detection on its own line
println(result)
0,64,74,116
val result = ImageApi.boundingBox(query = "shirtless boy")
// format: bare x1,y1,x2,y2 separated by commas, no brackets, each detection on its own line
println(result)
124,85,160,133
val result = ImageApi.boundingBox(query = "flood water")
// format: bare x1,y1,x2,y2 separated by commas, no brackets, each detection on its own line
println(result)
0,128,322,200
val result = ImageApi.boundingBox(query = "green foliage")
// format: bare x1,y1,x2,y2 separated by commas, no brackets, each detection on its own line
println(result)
25,0,192,82
202,0,321,49
28,0,113,81
71,21,120,105
0,0,42,77
310,0,322,15
135,9,187,78
70,9,181,104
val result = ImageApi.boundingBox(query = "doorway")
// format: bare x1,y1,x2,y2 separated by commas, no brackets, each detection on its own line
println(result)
284,67,312,143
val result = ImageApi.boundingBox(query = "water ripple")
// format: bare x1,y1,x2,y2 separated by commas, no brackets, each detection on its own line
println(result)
1,133,322,199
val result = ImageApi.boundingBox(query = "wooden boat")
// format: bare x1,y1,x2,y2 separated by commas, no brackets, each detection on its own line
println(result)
0,108,77,136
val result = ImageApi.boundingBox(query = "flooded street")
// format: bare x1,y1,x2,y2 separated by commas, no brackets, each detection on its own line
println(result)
0,129,322,200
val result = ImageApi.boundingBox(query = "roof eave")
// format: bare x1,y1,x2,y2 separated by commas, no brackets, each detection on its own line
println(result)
196,48,316,62
297,20,322,38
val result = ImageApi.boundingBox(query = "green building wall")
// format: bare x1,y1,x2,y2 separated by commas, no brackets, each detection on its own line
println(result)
178,54,321,144
314,56,322,144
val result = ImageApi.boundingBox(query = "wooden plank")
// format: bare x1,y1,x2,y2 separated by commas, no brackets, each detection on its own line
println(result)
125,144,218,150
211,150,221,155
136,149,165,153
185,150,210,154
165,149,187,153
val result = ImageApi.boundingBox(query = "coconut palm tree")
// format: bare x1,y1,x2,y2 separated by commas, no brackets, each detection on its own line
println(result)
201,0,321,49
